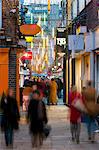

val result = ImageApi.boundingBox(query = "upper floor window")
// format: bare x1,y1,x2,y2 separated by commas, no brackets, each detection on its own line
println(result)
79,0,85,12
86,0,91,5
72,0,77,19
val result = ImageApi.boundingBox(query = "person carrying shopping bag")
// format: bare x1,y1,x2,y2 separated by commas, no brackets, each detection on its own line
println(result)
69,86,82,144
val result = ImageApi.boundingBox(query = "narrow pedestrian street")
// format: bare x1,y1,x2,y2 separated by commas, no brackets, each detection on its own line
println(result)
0,105,99,150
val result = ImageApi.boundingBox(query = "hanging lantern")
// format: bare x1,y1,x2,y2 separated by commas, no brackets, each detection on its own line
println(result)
20,24,41,36
48,0,50,14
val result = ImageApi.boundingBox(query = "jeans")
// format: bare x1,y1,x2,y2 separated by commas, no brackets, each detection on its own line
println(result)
86,116,97,140
5,126,13,146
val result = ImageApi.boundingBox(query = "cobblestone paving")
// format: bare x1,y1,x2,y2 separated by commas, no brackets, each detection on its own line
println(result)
0,106,99,150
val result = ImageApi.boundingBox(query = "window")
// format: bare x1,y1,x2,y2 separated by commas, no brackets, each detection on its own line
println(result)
86,0,91,5
79,0,85,12
72,0,77,19
0,0,2,28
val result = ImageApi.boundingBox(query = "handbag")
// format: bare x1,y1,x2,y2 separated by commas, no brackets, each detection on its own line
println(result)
72,98,87,113
43,124,51,138
84,101,99,116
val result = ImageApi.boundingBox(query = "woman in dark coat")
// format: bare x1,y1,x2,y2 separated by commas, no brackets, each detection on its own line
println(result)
1,88,20,148
27,90,48,148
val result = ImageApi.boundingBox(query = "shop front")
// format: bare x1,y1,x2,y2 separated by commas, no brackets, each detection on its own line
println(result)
75,57,81,92
0,48,9,96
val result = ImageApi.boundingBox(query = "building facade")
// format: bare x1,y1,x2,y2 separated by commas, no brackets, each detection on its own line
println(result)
0,0,23,106
66,0,99,104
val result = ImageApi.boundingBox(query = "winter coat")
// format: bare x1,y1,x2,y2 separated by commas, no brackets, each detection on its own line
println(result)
27,99,48,134
49,81,58,104
70,92,81,123
1,96,20,130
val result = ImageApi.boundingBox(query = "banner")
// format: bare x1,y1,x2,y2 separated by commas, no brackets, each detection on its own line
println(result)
68,35,84,51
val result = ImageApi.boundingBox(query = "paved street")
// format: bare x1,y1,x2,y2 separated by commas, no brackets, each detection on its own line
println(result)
0,106,99,150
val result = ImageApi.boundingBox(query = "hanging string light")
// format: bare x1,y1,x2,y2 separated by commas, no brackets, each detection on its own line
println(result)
48,0,51,14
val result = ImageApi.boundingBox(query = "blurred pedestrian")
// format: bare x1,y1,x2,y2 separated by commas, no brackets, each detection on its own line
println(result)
69,86,82,144
27,90,48,148
0,92,5,129
22,86,32,111
1,88,20,148
57,78,63,99
82,81,98,143
49,79,58,105
45,80,50,105
29,83,38,101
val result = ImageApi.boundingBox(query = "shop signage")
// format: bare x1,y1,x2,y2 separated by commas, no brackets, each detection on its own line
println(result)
57,27,66,38
56,27,66,52
20,24,41,36
21,51,32,60
57,38,66,46
68,35,84,51
76,26,87,35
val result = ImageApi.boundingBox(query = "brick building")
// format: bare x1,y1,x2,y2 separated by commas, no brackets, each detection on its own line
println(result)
0,0,22,106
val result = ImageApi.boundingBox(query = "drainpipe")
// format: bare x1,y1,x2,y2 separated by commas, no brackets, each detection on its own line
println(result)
81,56,85,87
72,58,75,86
90,32,95,87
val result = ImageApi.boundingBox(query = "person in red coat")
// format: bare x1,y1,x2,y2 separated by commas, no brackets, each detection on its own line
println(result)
69,86,82,144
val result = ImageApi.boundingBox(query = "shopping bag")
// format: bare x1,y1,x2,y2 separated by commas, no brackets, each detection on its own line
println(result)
43,124,51,138
72,98,87,113
84,101,99,116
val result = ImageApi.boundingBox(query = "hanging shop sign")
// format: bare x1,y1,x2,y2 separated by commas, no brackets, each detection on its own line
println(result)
57,38,66,46
20,24,41,36
68,35,84,51
21,51,32,60
68,35,84,58
56,27,66,52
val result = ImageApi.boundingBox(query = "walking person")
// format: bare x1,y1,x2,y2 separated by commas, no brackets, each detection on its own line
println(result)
27,90,48,148
69,86,82,144
1,88,20,148
82,81,98,143
22,85,32,112
29,83,38,100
